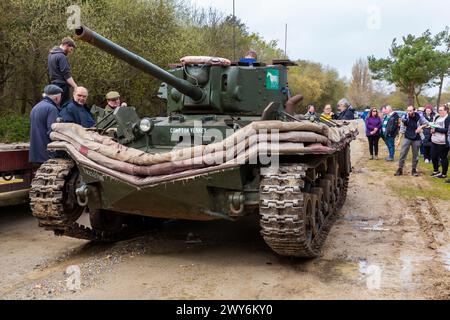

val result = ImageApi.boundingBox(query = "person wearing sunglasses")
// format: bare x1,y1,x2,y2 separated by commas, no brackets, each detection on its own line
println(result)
365,108,382,160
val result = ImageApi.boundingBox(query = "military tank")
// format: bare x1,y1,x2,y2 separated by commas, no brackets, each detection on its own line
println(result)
30,26,358,258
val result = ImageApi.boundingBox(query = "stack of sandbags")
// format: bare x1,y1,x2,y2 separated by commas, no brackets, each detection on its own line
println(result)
48,120,358,179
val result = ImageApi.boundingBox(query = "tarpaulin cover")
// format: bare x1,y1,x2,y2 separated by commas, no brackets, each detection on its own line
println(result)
48,120,358,187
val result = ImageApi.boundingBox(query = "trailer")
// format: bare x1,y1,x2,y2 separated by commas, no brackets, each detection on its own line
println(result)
0,144,33,207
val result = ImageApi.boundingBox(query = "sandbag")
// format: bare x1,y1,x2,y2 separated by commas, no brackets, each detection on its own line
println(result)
48,120,358,180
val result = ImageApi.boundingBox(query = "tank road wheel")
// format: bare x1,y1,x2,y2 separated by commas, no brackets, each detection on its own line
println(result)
311,188,325,231
323,175,338,215
303,194,315,245
319,179,333,217
260,165,340,258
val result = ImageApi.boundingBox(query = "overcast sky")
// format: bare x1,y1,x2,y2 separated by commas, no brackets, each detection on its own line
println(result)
192,0,449,85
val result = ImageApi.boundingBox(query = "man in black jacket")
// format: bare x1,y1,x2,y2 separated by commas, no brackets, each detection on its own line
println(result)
395,106,429,177
48,37,78,106
335,98,356,120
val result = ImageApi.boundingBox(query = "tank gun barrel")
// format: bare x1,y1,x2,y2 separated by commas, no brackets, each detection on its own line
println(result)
75,25,204,102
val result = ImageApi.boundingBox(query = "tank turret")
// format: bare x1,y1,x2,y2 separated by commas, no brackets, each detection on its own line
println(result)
75,25,290,116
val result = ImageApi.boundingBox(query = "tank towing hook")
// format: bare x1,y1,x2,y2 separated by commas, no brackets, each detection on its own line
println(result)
76,184,89,207
229,192,245,217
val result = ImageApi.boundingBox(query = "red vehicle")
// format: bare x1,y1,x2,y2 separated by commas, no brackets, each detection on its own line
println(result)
0,144,33,207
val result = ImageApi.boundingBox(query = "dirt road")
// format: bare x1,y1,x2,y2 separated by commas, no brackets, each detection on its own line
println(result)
0,125,449,300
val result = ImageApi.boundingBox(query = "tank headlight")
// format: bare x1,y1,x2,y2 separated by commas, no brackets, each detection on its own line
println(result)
139,118,153,133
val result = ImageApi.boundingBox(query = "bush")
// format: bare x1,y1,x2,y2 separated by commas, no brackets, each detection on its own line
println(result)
0,114,30,143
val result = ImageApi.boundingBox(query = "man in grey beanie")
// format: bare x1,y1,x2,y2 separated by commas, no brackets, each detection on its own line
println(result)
29,85,63,165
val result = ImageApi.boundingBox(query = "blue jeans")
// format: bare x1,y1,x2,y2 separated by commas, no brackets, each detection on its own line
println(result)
385,136,395,159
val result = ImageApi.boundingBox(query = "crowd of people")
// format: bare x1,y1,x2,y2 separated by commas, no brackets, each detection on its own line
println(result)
305,98,357,122
363,103,450,184
304,100,450,184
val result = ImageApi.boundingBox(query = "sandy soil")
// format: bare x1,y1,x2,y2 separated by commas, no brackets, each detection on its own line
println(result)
0,122,449,300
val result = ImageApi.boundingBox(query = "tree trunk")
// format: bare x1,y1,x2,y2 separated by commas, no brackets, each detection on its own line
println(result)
436,74,445,108
415,92,421,108
20,87,27,115
407,87,415,108
437,44,450,108
30,47,43,106
8,77,18,112
0,83,4,101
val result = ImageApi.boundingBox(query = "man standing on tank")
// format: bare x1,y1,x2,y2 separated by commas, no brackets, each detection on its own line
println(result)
48,37,78,106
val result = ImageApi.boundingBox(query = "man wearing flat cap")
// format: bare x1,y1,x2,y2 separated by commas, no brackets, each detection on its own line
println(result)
29,85,63,165
48,37,78,106
105,91,122,114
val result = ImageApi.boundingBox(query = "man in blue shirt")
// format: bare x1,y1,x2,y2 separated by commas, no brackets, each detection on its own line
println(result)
239,50,258,66
60,87,95,128
29,85,63,165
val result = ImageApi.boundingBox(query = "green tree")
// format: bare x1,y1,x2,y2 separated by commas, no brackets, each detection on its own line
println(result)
368,30,445,107
434,27,450,107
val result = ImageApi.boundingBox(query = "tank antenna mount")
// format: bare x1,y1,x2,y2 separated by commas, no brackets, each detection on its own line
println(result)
284,23,288,59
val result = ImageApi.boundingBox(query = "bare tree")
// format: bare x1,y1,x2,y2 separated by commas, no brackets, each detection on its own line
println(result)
348,58,373,108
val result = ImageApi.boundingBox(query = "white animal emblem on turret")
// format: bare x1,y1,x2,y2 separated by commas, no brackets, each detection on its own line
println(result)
267,72,279,87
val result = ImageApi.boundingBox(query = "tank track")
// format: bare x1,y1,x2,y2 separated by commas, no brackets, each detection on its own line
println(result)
260,163,348,258
30,159,119,242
